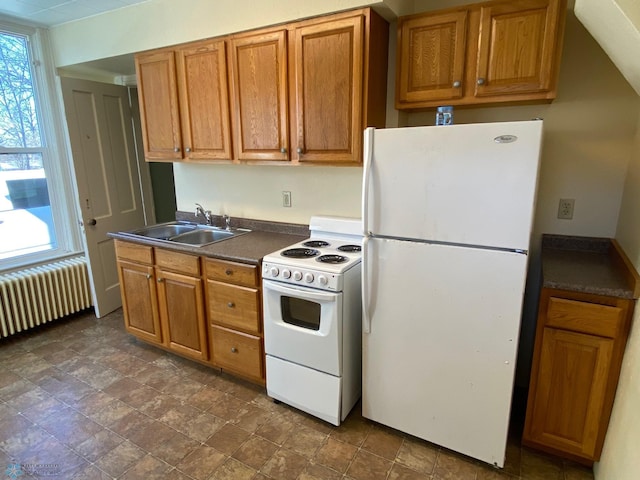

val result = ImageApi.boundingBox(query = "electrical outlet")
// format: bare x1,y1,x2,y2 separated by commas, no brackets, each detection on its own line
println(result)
557,198,575,220
282,191,292,208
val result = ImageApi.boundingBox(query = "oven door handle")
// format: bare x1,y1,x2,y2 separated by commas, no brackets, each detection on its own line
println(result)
263,280,338,302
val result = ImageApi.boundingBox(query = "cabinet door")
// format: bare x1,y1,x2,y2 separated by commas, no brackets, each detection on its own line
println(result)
117,260,162,343
135,50,182,161
475,0,561,96
207,280,261,334
396,10,467,105
175,39,233,160
157,269,208,361
230,30,289,162
527,327,613,459
291,15,364,164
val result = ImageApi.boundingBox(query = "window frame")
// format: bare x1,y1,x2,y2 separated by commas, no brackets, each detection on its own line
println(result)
0,18,82,272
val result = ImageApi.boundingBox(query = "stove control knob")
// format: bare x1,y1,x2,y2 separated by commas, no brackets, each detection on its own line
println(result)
282,269,291,279
270,266,279,277
304,272,314,283
293,271,303,281
318,275,328,286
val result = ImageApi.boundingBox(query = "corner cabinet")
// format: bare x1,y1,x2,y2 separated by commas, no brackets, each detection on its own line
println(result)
135,39,233,162
522,288,634,465
396,0,567,110
135,7,388,165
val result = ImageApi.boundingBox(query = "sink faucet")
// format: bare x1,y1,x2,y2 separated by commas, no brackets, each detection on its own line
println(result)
195,203,212,225
223,214,231,231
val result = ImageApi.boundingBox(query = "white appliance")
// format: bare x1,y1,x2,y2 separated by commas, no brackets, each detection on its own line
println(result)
262,216,363,426
361,121,543,467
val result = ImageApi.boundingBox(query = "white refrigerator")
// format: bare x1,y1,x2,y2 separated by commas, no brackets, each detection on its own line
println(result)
361,120,543,468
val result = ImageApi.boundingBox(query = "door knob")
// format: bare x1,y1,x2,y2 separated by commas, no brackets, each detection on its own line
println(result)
81,218,97,226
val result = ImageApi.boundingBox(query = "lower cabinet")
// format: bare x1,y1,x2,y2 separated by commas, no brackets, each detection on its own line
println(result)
205,258,264,384
115,240,265,384
155,249,208,361
523,288,635,465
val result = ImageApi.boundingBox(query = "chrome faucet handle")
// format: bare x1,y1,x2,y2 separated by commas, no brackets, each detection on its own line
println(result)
223,215,231,231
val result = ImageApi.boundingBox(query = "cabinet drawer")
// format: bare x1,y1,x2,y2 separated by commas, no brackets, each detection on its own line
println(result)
546,297,624,338
115,240,154,265
206,258,257,287
155,248,200,276
208,280,260,334
211,325,263,381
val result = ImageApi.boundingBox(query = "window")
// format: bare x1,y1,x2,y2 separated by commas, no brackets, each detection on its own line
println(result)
0,21,80,269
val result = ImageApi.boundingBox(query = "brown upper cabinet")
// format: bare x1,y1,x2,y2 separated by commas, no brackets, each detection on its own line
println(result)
396,0,567,110
135,8,388,165
228,29,289,162
135,39,233,162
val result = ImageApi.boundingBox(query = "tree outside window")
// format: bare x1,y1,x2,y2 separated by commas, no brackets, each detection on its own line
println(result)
0,29,56,261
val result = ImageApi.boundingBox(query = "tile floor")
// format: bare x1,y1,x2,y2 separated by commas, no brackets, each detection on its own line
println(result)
0,309,595,480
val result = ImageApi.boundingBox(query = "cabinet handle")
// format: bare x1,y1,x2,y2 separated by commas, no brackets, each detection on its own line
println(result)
227,302,235,308
296,147,303,154
185,147,191,153
157,278,164,283
225,269,233,276
477,78,485,85
146,274,151,280
231,347,238,353
174,147,180,153
280,147,286,153
453,80,461,88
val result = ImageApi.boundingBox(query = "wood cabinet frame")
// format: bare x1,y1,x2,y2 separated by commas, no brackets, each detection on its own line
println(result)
523,287,635,465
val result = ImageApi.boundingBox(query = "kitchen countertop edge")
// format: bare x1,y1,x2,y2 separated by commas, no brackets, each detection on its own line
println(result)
108,224,308,265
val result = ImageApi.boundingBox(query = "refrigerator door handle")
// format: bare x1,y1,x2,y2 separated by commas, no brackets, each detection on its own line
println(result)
362,127,374,235
362,235,372,334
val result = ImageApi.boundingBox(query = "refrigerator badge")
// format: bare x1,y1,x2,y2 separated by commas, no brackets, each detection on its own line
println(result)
494,135,518,143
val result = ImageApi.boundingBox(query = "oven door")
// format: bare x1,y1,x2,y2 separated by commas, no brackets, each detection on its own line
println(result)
263,279,342,376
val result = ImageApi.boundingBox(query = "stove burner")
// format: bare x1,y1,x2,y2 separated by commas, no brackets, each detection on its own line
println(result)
317,254,348,264
281,248,320,258
303,240,330,248
337,244,361,253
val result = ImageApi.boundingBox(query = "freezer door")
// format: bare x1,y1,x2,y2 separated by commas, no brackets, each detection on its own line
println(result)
362,237,528,467
363,121,542,251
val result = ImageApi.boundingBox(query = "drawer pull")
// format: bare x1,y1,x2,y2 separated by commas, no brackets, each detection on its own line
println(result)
225,269,233,275
227,302,235,308
231,347,238,353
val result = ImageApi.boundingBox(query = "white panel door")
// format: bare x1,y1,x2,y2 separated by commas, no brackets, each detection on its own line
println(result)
62,78,150,317
363,121,542,250
362,236,528,467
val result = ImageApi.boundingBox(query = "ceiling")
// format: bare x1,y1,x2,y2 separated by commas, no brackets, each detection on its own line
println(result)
0,0,150,27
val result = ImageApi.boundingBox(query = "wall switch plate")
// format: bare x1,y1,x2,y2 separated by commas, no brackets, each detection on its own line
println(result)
282,191,292,208
558,198,575,220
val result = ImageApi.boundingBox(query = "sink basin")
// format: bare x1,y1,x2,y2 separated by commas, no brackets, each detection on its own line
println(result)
129,223,196,240
170,228,235,245
122,221,250,247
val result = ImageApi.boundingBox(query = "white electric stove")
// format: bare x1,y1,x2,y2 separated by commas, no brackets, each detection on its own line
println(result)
262,216,362,425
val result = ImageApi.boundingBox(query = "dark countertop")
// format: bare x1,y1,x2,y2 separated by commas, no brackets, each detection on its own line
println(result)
108,216,308,265
541,234,639,299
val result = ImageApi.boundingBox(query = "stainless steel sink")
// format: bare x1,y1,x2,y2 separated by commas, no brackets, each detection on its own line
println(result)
129,222,197,240
170,228,235,245
122,221,250,246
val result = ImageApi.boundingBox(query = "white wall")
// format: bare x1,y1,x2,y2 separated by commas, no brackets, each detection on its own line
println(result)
597,111,640,480
49,0,394,68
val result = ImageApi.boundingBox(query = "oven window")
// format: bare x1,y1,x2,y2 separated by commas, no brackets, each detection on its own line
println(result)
281,296,321,331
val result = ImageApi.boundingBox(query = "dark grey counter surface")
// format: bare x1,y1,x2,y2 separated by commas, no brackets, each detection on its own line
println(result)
541,234,636,299
109,216,308,265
